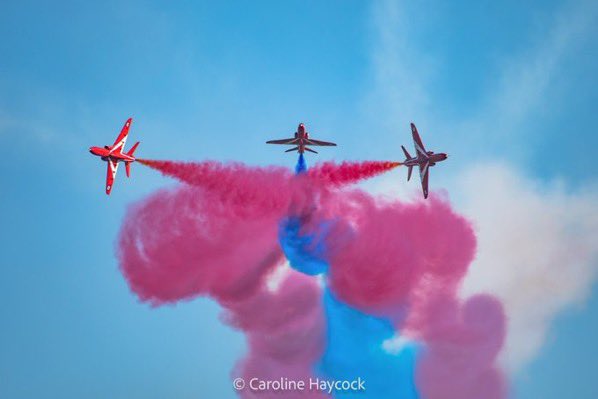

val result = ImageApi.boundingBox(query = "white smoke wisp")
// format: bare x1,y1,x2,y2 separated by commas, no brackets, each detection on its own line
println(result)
458,163,598,373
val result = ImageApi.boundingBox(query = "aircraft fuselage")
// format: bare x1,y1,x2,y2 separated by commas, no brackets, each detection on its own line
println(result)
402,151,448,168
266,123,336,154
293,123,310,154
89,146,135,163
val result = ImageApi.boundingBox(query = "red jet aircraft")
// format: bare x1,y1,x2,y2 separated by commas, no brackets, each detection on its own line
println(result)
401,123,447,199
267,123,336,154
89,118,139,195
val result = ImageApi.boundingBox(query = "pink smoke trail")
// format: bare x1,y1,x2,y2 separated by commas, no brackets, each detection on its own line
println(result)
139,158,400,189
307,160,401,186
137,159,294,216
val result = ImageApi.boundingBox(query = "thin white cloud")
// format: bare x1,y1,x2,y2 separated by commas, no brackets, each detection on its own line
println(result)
365,0,432,133
366,0,598,374
459,163,598,372
457,0,598,149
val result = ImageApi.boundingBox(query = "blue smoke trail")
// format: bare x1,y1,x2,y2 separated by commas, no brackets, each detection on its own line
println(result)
278,217,330,275
318,289,419,399
296,153,307,174
278,214,420,398
279,154,328,275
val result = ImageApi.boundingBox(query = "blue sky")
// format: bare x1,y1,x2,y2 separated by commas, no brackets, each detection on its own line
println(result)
0,1,597,398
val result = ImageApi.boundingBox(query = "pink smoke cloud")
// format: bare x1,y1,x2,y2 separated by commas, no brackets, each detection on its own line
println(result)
225,273,328,399
118,185,284,304
408,288,507,399
313,192,476,315
119,160,506,398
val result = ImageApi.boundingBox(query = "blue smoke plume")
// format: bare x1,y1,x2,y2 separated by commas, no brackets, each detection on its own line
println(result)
317,289,419,399
296,153,307,174
278,217,330,275
278,211,420,398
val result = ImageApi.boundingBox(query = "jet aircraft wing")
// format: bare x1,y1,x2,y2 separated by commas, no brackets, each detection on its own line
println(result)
419,161,430,199
105,159,119,195
411,123,428,159
266,138,300,145
306,139,336,146
110,118,132,154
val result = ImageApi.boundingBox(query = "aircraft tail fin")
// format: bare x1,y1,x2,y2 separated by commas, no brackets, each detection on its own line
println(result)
285,146,299,153
401,145,411,160
124,142,139,178
126,141,140,157
305,147,318,154
407,165,413,181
